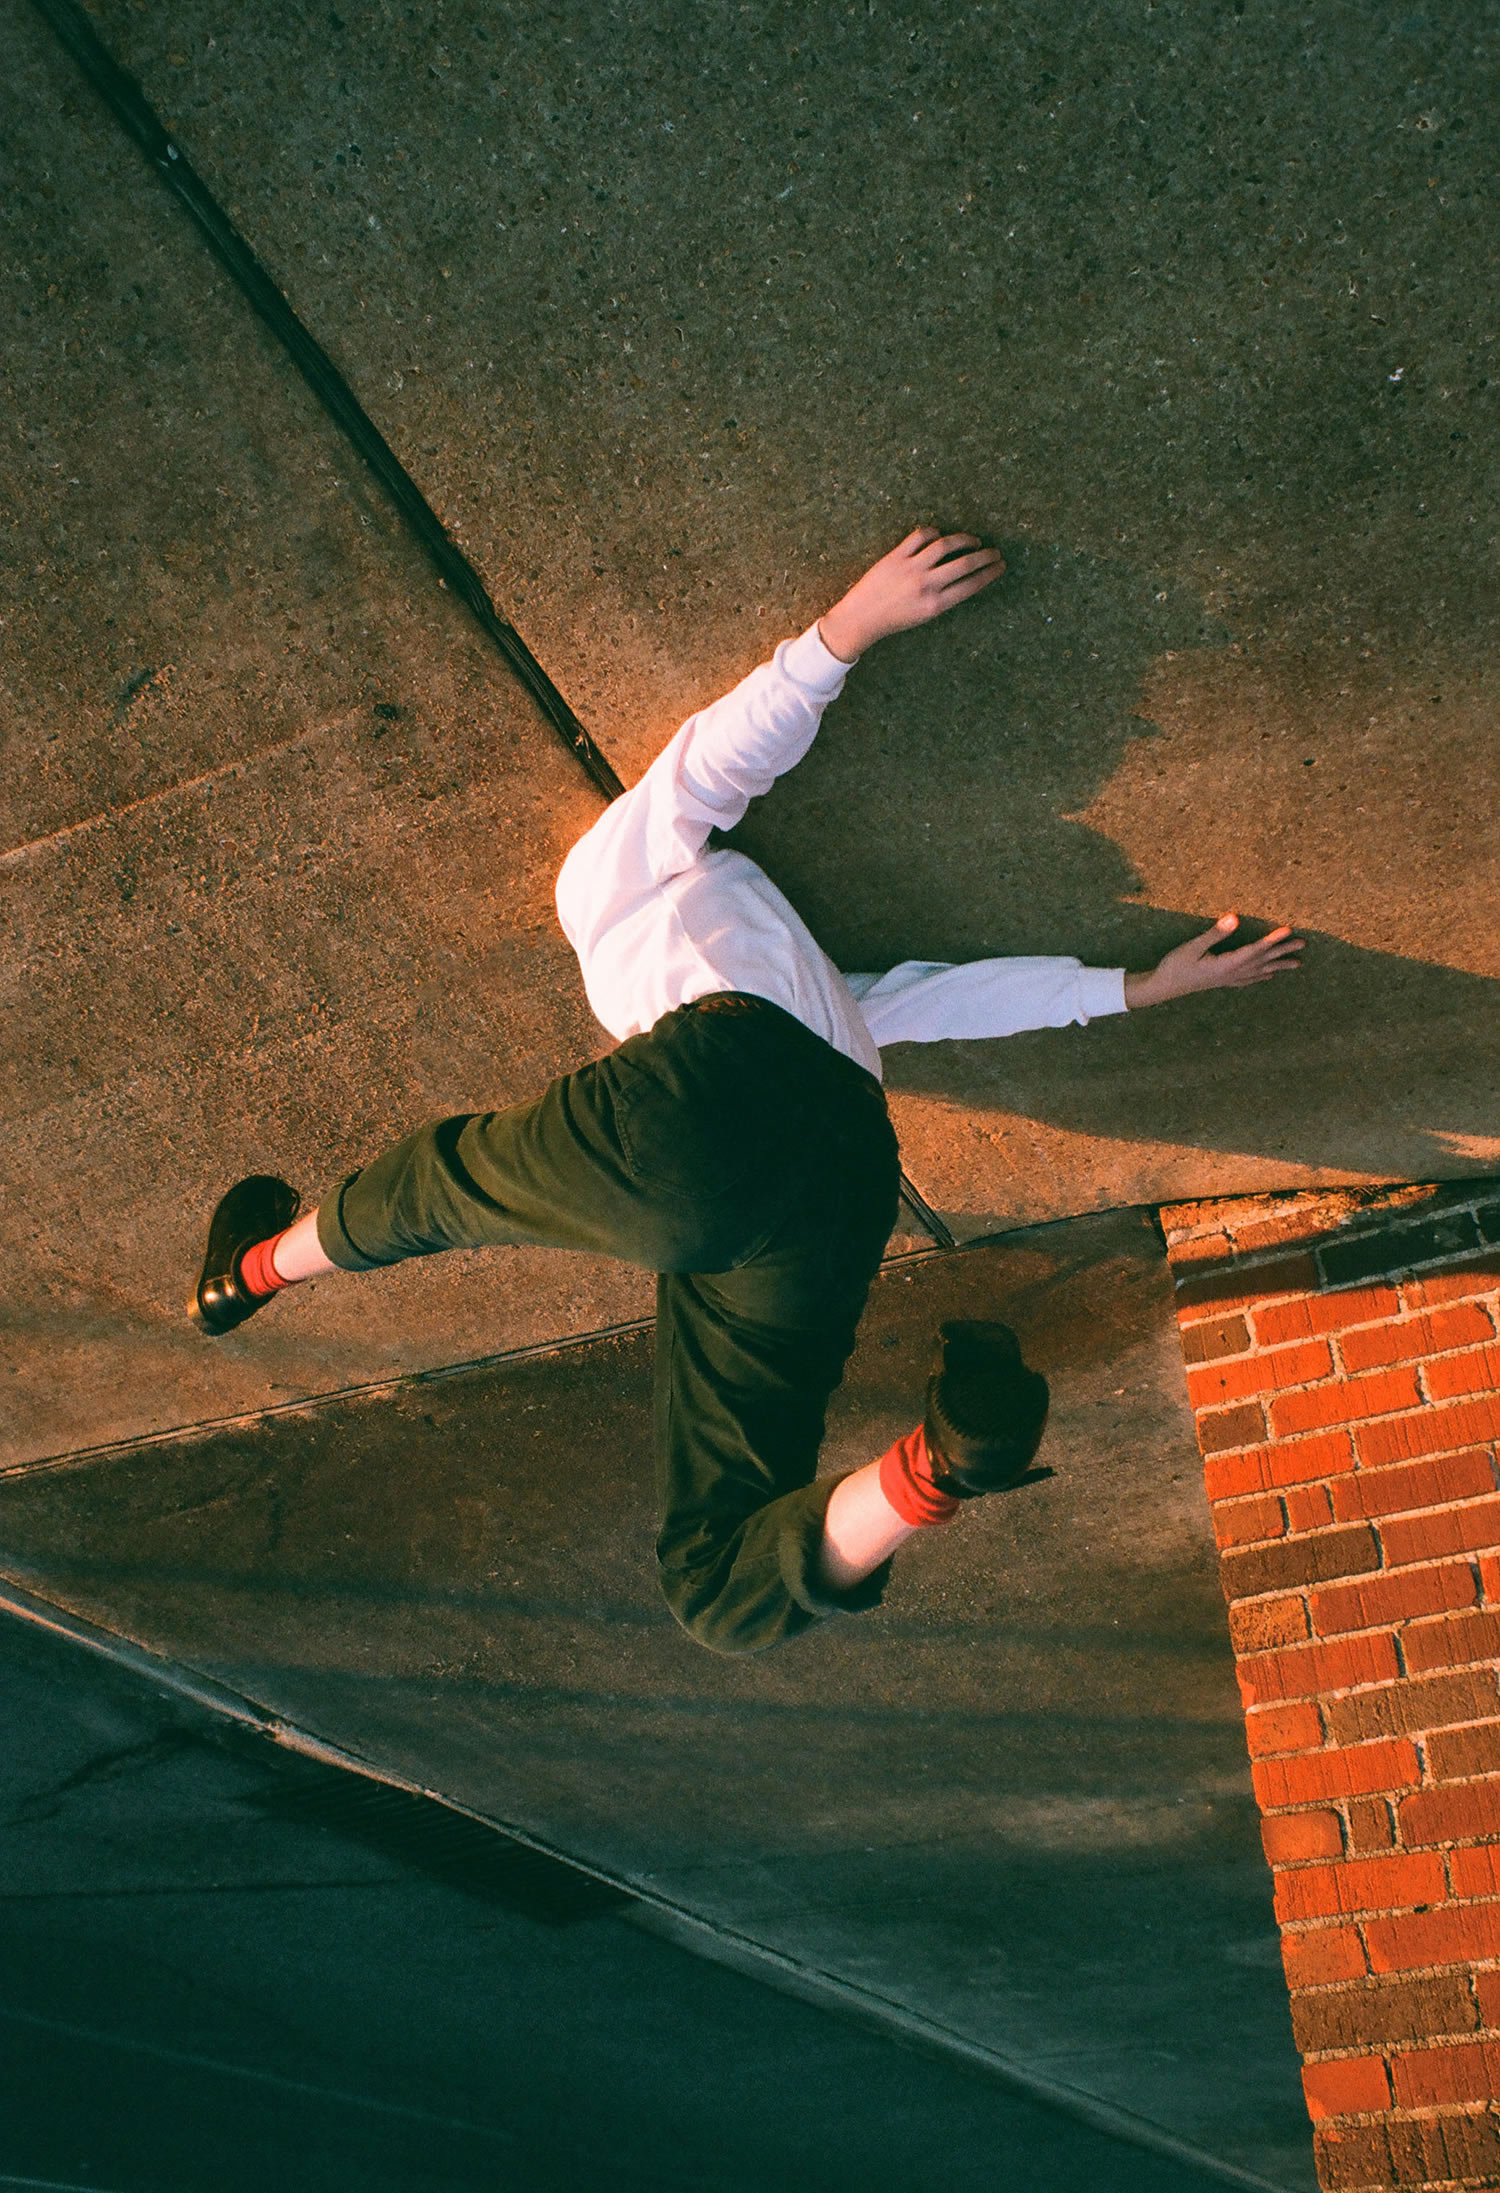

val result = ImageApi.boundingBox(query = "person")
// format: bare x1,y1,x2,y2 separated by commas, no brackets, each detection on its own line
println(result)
189,529,1302,1654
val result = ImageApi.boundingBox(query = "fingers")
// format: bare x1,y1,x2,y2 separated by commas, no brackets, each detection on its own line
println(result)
915,530,983,566
939,563,1007,606
1215,930,1305,988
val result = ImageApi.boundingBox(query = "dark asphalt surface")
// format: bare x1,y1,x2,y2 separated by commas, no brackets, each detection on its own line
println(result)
1,1609,1268,2193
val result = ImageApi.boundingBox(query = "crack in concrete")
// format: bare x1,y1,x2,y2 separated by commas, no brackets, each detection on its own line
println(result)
6,1727,196,1828
0,720,341,867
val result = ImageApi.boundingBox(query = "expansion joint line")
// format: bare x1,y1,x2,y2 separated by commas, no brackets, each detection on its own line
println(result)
32,0,951,1248
28,0,621,805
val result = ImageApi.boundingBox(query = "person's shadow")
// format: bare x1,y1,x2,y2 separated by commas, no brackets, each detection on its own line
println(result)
723,538,1499,1190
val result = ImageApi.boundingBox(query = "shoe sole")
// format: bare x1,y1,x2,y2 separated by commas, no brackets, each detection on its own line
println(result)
188,1174,301,1334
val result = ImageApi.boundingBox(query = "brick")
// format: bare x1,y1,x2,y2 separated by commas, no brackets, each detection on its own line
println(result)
1341,1301,1496,1372
1221,1523,1379,1603
1380,2111,1500,2189
1180,1312,1252,1364
1406,1254,1500,1309
1478,1969,1500,2026
1204,1430,1358,1498
1311,1562,1479,1638
1404,1605,1500,1674
1213,1493,1285,1550
1198,1401,1269,1455
1186,1338,1332,1410
1265,1429,1358,1489
1450,1845,1500,1899
1238,1631,1400,1708
1311,2121,1393,2193
1254,1282,1402,1347
1254,1739,1420,1808
1399,1777,1500,1847
1246,1699,1322,1757
1331,1448,1497,1527
1382,1495,1500,1569
1365,1898,1500,1972
1325,1668,1500,1746
1321,1208,1481,1287
1479,1202,1500,1243
1286,1483,1335,1532
1275,1849,1446,1923
1301,2054,1391,2121
1174,1251,1319,1318
1261,1809,1342,1864
1358,1392,1500,1468
1228,1594,1309,1652
1234,1208,1337,1255
1390,2036,1500,2108
1270,1366,1423,1440
1291,1972,1478,2052
1202,1449,1269,1500
1428,1341,1500,1401
1282,1922,1368,1987
1346,1797,1397,1854
1483,1551,1500,1602
1428,1720,1500,1781
1165,1226,1234,1267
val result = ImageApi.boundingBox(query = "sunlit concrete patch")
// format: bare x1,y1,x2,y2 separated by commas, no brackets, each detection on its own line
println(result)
23,0,1494,1238
0,1212,1315,2187
884,1089,1390,1246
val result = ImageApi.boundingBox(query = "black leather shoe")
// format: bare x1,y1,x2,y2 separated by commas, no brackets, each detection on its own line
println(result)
188,1174,301,1335
923,1320,1050,1497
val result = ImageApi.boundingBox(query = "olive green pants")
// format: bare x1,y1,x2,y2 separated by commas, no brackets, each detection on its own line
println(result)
316,994,901,1654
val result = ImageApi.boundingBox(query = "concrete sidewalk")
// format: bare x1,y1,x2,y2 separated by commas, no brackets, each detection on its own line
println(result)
4,1595,1289,2193
4,0,1497,1463
0,1216,1317,2189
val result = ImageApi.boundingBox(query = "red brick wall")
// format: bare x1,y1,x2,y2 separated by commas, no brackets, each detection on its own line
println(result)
1162,1185,1500,2193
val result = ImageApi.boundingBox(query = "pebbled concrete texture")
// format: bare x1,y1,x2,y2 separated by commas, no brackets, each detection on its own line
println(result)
3,0,1499,1461
0,1218,1318,2188
0,8,1490,2170
4,0,1499,1467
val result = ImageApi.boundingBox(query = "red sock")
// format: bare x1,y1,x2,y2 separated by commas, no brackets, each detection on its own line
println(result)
877,1424,960,1528
238,1231,291,1298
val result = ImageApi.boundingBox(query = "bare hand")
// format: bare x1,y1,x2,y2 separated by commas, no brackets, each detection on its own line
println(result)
818,528,1006,662
1124,914,1304,1010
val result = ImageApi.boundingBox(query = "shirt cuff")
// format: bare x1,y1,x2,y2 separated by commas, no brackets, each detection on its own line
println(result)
779,621,855,697
1078,966,1129,1020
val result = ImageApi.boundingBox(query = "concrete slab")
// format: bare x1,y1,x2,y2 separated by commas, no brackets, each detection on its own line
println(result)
0,1215,1317,2188
6,0,1498,1461
23,0,1495,1238
1,21,644,1467
0,1609,1279,2193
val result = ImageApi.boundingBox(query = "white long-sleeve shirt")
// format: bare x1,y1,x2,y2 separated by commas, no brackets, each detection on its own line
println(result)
554,624,1128,1082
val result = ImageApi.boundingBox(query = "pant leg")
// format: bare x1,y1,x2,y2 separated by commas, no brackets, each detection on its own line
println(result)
651,1036,901,1656
315,999,819,1279
314,995,901,1658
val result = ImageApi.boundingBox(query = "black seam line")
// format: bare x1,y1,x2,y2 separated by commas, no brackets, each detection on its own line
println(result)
0,1579,1294,2193
897,1175,956,1251
28,0,622,806
29,0,947,1247
2,1244,952,1483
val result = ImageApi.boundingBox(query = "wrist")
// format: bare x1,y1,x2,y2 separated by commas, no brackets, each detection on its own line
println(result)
817,605,868,664
1124,969,1163,1010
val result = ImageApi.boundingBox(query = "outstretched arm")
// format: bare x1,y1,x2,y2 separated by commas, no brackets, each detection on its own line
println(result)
1124,914,1304,1009
819,527,1007,662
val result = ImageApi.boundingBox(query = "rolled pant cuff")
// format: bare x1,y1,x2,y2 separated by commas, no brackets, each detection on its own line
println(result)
778,1476,893,1622
315,1174,396,1273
